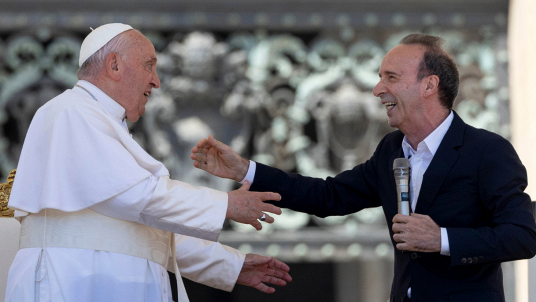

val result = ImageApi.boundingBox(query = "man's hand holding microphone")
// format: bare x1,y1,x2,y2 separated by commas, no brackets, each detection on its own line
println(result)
391,158,441,253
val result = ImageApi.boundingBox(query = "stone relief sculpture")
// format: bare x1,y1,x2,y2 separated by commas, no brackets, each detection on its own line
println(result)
0,28,510,234
450,29,510,137
0,32,79,176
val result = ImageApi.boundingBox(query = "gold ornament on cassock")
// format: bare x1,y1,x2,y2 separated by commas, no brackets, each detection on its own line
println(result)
0,169,16,218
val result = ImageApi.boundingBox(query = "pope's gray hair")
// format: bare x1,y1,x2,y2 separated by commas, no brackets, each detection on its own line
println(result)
76,29,135,80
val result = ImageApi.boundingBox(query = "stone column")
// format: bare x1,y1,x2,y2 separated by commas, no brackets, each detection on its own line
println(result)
509,0,536,301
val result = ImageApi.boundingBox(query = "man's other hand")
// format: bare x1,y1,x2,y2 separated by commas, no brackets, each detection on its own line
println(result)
392,213,441,252
227,181,282,230
191,135,249,182
237,254,292,293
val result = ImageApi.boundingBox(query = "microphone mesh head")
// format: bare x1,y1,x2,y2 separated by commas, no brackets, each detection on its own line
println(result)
393,158,410,169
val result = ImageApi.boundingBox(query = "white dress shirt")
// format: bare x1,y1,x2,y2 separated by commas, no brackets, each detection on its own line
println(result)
402,111,454,256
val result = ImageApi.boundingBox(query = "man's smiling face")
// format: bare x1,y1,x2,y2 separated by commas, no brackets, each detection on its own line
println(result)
372,44,427,133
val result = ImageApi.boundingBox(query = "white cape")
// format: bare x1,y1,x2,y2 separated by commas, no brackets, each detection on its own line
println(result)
9,88,168,213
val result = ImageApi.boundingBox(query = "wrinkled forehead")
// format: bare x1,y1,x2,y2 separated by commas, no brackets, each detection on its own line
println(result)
125,31,154,50
124,31,157,59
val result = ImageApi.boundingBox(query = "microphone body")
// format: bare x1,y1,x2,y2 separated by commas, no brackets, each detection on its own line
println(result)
393,158,411,216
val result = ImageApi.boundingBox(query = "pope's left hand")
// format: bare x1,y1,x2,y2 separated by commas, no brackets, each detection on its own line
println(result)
392,213,441,252
236,254,292,293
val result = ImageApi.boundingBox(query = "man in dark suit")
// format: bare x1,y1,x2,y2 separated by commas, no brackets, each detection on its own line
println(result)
190,34,536,302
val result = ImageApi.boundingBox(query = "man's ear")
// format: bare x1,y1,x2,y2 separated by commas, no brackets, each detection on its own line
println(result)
423,75,439,98
105,52,122,81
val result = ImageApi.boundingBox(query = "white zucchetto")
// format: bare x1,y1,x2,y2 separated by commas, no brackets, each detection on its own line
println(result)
79,23,133,67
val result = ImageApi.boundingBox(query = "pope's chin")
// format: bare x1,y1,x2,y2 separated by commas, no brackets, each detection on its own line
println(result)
127,111,143,122
138,108,146,120
129,105,146,122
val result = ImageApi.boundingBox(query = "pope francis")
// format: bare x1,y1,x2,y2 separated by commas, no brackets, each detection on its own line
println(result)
4,23,291,302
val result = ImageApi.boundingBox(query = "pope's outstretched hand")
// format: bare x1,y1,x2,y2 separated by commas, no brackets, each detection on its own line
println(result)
227,181,281,230
237,254,292,293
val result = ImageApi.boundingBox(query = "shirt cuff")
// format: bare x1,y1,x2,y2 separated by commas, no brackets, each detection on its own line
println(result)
440,227,450,256
239,160,256,184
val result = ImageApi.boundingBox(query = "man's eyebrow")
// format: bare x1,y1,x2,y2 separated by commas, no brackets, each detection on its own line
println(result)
148,57,157,63
379,70,399,77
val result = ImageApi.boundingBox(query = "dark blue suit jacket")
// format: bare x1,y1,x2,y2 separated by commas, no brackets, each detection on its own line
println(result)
251,112,536,302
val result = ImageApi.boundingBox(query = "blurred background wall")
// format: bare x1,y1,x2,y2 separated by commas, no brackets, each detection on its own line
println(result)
1,0,533,301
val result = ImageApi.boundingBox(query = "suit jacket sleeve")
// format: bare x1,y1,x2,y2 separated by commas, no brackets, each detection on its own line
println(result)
447,138,536,265
250,135,388,217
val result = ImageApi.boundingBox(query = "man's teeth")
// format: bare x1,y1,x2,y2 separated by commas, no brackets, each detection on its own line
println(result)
144,92,149,97
385,102,396,110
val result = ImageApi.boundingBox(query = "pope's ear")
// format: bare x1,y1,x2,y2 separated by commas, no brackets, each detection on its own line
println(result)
423,74,439,98
105,52,122,81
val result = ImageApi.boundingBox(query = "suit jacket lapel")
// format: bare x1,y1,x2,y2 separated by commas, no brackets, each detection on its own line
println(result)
414,111,465,214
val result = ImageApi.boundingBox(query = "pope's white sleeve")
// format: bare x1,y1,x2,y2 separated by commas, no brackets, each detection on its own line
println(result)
90,175,228,241
175,234,246,292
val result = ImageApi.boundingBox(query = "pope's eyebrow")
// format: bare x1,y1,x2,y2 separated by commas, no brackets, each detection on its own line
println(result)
148,57,157,64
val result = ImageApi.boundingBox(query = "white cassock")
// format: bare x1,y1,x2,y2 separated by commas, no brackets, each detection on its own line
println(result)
5,80,245,302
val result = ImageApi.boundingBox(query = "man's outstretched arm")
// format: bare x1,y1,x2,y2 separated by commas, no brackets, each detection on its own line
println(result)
191,135,382,217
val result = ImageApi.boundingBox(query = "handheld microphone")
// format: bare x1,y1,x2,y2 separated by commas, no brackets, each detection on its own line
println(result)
393,158,411,216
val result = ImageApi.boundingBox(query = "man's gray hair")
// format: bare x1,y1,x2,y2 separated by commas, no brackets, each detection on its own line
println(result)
76,29,134,80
